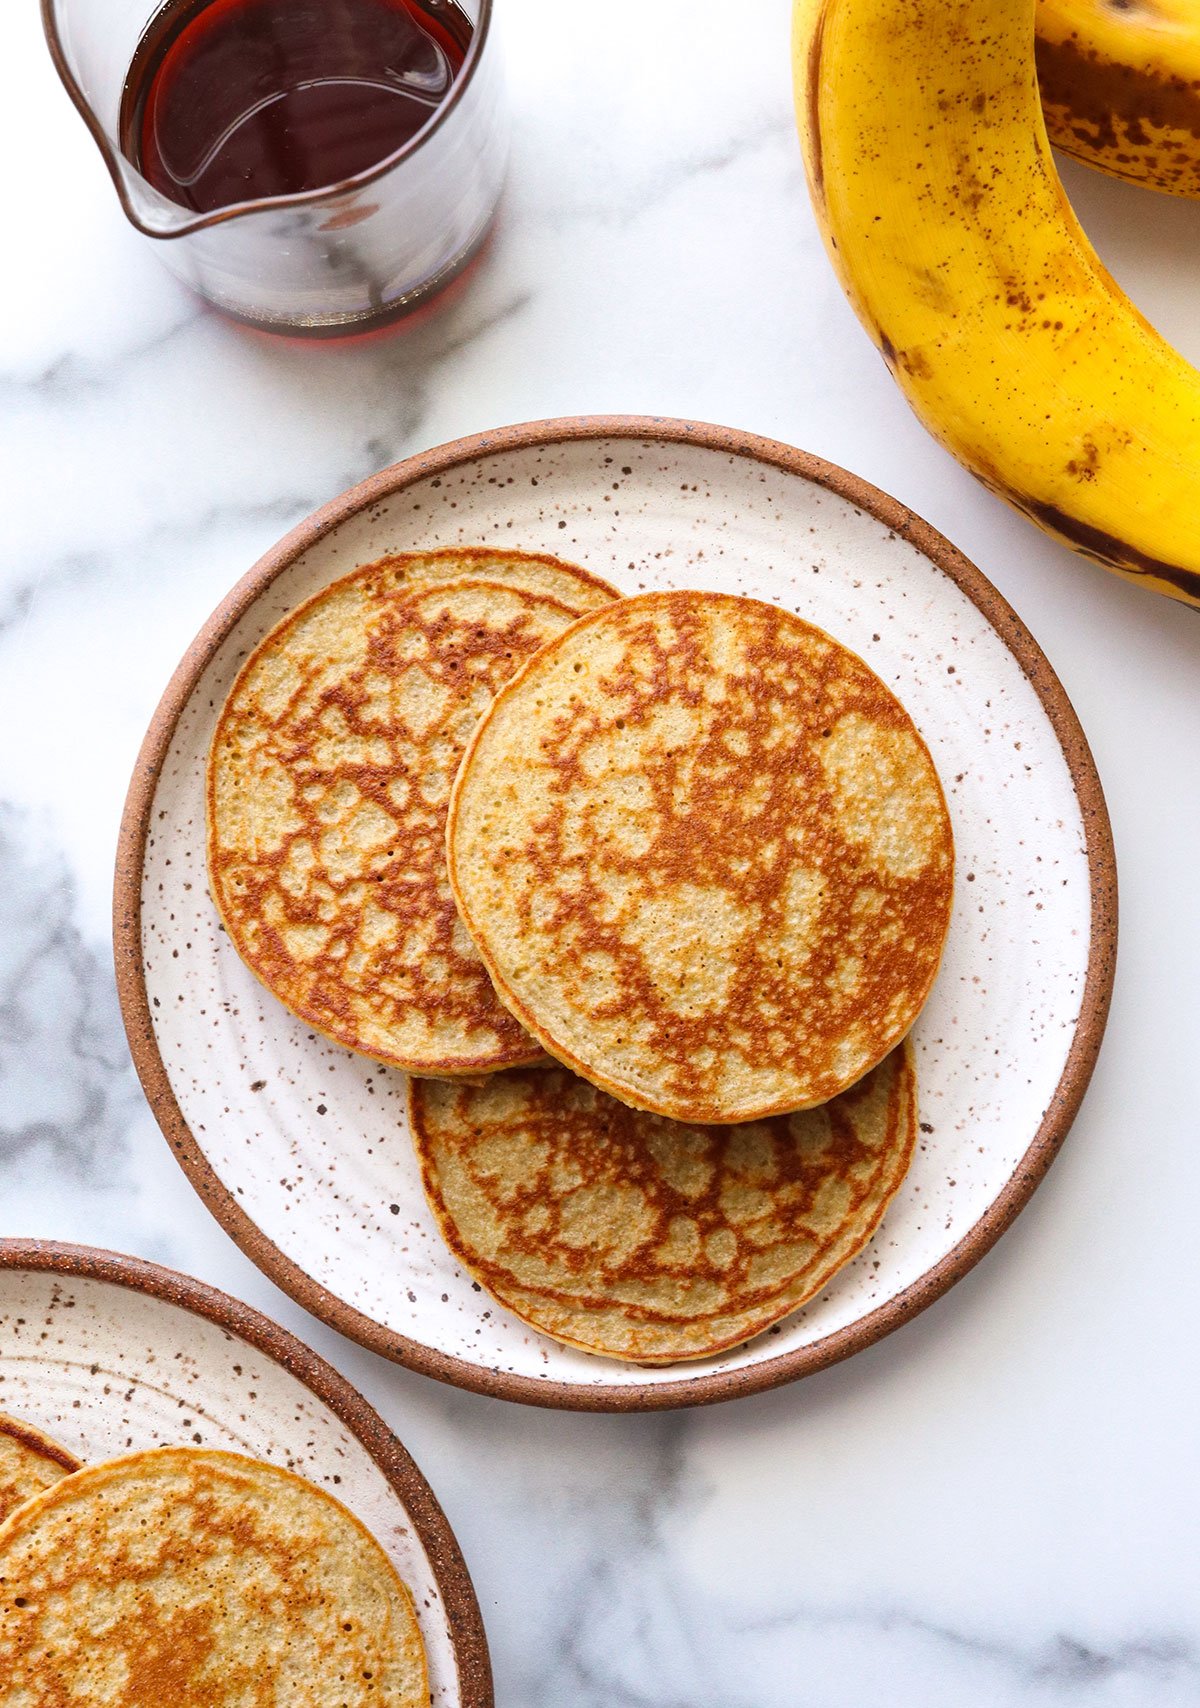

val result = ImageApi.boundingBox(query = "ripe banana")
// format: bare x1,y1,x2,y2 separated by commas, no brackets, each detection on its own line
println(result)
1037,0,1200,196
793,0,1200,608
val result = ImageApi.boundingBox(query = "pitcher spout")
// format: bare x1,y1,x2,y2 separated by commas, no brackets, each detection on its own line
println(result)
41,0,203,239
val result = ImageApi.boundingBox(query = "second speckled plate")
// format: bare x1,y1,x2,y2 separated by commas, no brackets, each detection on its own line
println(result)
115,417,1115,1410
0,1241,490,1702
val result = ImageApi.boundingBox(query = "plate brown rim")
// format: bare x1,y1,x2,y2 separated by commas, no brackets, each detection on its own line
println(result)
113,413,1118,1412
0,1237,493,1706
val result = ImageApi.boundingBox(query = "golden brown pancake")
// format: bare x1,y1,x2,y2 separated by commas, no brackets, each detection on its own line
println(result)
359,545,619,612
448,589,953,1122
410,1043,916,1363
0,1415,80,1526
208,564,617,1073
0,1447,427,1706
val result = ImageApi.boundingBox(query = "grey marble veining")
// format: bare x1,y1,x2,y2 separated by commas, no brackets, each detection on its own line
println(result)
0,804,137,1180
3,0,1200,1703
510,115,799,234
0,309,204,402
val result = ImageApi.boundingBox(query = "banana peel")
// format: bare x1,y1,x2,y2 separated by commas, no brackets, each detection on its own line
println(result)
794,0,1200,608
1038,0,1200,197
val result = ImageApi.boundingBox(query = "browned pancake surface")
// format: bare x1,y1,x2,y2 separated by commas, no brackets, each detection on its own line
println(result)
0,1447,427,1706
448,590,953,1121
410,1044,916,1363
208,567,614,1072
0,1415,80,1526
361,545,619,612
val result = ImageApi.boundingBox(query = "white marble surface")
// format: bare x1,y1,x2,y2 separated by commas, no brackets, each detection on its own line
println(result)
2,0,1199,1701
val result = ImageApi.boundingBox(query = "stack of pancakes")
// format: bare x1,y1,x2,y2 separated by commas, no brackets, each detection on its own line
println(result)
0,1417,427,1703
209,551,953,1364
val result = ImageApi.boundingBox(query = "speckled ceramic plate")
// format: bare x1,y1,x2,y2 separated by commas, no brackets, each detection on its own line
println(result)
115,417,1116,1410
0,1241,491,1704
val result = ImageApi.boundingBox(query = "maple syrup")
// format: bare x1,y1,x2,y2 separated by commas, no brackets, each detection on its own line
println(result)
121,0,473,215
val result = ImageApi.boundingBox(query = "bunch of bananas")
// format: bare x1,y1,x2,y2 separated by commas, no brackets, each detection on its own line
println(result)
794,0,1200,608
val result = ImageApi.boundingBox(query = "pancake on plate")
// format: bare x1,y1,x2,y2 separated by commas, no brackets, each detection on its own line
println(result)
0,1414,80,1525
410,1042,916,1363
0,1446,427,1706
360,544,619,612
448,589,953,1122
208,561,617,1073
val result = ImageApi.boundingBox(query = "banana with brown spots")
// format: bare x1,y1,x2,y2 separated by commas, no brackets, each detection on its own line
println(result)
1037,0,1200,198
794,0,1200,608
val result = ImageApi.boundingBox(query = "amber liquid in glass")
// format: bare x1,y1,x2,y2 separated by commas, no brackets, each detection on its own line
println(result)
121,0,473,215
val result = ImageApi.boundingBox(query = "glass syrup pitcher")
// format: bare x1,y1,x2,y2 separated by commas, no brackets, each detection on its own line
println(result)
41,0,507,336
